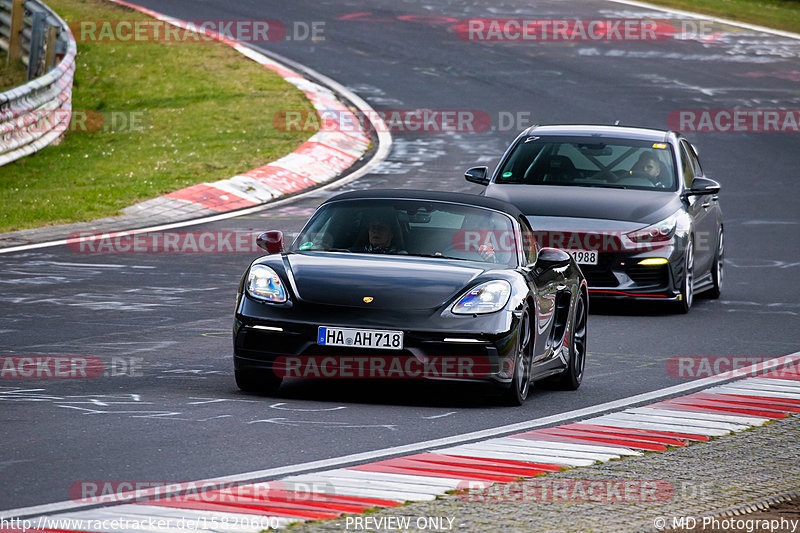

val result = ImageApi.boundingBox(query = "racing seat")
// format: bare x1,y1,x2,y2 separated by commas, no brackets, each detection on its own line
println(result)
540,155,579,183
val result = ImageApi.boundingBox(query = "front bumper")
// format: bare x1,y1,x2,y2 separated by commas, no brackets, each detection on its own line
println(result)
580,245,685,301
233,314,517,383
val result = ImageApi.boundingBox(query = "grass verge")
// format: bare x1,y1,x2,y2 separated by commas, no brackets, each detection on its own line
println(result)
643,0,800,33
0,0,317,233
0,54,28,90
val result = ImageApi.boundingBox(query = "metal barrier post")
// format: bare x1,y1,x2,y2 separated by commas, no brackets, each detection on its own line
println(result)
27,9,45,79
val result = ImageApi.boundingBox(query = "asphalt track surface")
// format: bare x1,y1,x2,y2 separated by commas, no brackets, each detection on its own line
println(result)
2,0,800,515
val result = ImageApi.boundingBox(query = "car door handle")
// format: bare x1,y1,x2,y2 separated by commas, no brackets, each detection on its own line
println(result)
556,284,567,291
702,202,710,209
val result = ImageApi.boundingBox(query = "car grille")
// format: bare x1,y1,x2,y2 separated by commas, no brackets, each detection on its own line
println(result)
580,254,619,287
582,267,618,287
626,264,669,287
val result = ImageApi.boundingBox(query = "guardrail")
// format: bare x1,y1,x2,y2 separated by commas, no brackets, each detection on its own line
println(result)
0,0,76,166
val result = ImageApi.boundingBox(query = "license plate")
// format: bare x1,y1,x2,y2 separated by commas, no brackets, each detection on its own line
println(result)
569,250,599,265
317,327,403,350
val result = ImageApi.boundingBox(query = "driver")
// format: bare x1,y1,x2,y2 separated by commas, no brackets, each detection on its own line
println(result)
356,213,406,254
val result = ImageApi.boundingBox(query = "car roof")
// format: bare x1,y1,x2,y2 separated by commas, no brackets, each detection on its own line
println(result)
526,124,674,143
324,189,527,220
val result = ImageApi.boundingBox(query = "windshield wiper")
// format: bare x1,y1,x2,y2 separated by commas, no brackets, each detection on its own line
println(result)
411,253,462,260
594,184,629,189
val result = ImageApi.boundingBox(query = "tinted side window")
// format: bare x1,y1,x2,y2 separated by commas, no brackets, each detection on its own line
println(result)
519,216,538,264
685,141,703,176
680,139,704,186
680,142,695,187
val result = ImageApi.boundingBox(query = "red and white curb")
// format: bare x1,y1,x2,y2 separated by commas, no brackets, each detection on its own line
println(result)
112,1,377,216
7,356,799,532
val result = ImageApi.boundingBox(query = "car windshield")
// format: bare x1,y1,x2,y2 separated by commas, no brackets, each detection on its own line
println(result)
290,199,521,267
496,135,678,191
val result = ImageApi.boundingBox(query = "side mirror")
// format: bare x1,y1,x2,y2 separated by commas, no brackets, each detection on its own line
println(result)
685,176,720,196
465,166,490,186
257,230,284,254
533,247,571,271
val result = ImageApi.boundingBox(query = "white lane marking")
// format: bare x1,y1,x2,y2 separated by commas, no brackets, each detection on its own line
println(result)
445,441,620,462
606,0,800,40
299,469,469,489
432,447,595,467
284,472,459,494
307,485,436,502
248,418,396,430
282,474,450,498
277,481,427,502
499,437,642,456
628,406,768,426
584,416,730,437
421,411,457,419
268,402,347,412
712,382,800,395
5,351,798,520
734,378,800,391
603,412,749,431
186,398,257,405
707,386,800,400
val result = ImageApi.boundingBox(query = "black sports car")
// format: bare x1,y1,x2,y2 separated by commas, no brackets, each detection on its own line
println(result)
233,190,588,405
465,124,723,313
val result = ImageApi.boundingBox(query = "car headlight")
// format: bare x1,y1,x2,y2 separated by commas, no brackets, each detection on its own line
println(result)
452,280,511,315
626,212,679,243
246,265,287,303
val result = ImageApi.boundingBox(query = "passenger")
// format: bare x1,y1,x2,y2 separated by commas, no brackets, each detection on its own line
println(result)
631,151,665,186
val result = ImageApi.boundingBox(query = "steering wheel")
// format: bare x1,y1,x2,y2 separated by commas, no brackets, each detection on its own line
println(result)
437,244,496,263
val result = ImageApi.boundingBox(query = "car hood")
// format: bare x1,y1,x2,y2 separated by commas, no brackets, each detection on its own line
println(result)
485,184,681,225
282,252,488,310
525,215,644,233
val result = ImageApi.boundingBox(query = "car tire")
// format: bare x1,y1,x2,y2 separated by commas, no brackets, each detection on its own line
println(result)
551,290,587,390
706,227,723,299
674,236,694,314
235,367,282,394
501,307,533,406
